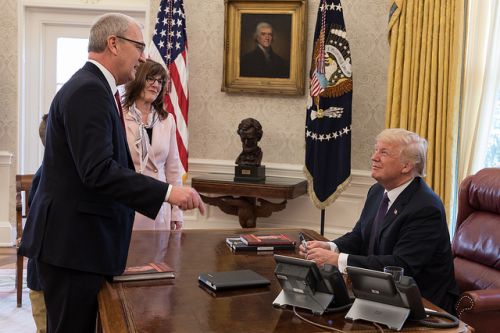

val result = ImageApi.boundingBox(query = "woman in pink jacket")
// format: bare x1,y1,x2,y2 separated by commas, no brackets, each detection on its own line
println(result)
122,59,183,230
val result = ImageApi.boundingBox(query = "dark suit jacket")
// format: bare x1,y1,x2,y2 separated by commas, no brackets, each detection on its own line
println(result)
27,167,42,291
19,62,168,276
334,178,459,312
240,46,289,78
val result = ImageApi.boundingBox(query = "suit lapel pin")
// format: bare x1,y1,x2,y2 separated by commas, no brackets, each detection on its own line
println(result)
393,209,398,215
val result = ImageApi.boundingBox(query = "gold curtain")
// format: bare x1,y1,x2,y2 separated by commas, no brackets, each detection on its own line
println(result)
458,0,500,181
386,0,465,217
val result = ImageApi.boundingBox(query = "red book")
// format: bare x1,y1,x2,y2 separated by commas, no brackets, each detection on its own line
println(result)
113,262,175,282
240,234,295,246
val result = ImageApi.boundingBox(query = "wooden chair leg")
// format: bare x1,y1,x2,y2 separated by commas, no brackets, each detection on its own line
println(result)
16,254,24,307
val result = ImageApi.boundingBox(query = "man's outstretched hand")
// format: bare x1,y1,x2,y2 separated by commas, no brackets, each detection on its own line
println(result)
168,186,206,215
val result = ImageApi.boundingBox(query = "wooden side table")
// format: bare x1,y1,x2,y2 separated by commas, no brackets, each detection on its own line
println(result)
191,174,308,228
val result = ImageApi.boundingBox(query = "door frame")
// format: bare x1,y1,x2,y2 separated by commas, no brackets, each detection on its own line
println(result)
18,3,146,173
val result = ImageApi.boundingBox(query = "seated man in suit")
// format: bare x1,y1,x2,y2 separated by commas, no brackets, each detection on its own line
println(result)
240,22,289,78
299,128,459,314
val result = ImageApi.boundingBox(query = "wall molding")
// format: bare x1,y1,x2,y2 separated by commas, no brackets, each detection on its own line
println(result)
184,159,374,239
0,157,374,247
22,0,146,11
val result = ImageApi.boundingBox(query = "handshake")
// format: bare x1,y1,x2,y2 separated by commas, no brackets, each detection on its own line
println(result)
168,186,206,215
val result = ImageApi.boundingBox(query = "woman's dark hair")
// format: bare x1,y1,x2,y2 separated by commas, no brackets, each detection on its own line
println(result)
39,114,49,147
123,59,168,120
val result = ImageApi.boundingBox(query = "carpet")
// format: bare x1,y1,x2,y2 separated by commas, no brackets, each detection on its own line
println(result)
0,269,36,332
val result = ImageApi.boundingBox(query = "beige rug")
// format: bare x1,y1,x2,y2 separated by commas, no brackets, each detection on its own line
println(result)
0,269,36,332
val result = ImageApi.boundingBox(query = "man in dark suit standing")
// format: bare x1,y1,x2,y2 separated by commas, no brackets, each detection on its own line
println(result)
240,22,289,78
18,13,205,333
299,128,459,314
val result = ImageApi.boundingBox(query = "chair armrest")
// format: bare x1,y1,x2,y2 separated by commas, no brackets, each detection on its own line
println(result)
456,289,500,318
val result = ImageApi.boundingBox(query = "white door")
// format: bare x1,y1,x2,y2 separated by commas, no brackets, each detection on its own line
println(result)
20,7,145,173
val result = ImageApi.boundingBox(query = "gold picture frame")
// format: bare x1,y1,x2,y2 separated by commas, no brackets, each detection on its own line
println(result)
222,0,307,95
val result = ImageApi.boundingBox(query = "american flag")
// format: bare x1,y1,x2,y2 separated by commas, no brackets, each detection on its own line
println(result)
310,0,327,97
310,67,325,97
150,0,189,180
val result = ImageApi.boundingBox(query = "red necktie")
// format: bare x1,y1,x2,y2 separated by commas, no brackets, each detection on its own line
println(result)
114,91,125,130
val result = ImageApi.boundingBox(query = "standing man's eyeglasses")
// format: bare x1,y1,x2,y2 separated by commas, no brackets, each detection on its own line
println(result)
115,35,146,53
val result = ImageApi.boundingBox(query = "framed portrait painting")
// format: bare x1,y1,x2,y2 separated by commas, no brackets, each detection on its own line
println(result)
222,0,307,95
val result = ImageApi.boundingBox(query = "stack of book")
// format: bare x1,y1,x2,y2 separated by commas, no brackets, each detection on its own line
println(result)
226,234,296,252
112,262,175,282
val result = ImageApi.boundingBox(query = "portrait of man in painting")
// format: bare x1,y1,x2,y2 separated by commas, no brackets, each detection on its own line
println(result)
239,14,292,79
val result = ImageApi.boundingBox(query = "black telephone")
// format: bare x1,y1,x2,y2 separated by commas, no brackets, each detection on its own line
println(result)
346,266,458,329
273,254,352,314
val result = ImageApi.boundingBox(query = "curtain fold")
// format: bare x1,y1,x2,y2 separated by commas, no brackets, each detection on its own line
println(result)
386,0,465,218
458,0,500,180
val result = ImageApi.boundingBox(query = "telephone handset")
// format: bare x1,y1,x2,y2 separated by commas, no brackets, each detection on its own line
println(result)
395,275,426,320
396,276,460,328
317,264,351,310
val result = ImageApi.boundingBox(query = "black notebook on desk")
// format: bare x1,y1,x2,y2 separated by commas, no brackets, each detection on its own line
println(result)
198,269,270,291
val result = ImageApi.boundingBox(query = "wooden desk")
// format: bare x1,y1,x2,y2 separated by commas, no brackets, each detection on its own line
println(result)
191,174,307,227
98,229,471,333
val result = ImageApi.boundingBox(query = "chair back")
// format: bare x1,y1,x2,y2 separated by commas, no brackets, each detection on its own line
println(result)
452,168,500,332
16,174,34,244
15,174,34,307
452,168,500,292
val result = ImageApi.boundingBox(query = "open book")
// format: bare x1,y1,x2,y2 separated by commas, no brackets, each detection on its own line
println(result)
240,233,295,246
113,262,175,282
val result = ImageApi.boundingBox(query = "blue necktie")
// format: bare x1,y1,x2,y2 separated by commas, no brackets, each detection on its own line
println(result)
368,192,389,255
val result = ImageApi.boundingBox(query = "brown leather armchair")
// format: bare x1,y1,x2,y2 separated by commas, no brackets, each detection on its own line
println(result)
452,168,500,333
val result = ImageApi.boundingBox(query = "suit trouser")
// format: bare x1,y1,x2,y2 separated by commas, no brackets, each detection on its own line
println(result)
37,260,104,333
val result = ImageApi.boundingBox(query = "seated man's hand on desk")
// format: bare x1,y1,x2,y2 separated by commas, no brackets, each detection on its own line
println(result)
167,186,206,215
299,240,340,267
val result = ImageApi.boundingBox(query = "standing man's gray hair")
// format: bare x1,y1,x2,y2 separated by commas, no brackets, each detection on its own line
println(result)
88,13,141,53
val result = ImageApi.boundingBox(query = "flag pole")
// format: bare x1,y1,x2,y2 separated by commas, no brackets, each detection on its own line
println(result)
151,0,189,181
320,209,325,236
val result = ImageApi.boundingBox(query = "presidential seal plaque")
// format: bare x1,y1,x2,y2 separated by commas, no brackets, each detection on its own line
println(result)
234,118,265,182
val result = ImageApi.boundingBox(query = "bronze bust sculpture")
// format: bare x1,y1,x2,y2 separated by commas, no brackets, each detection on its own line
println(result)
234,118,265,182
235,118,263,166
